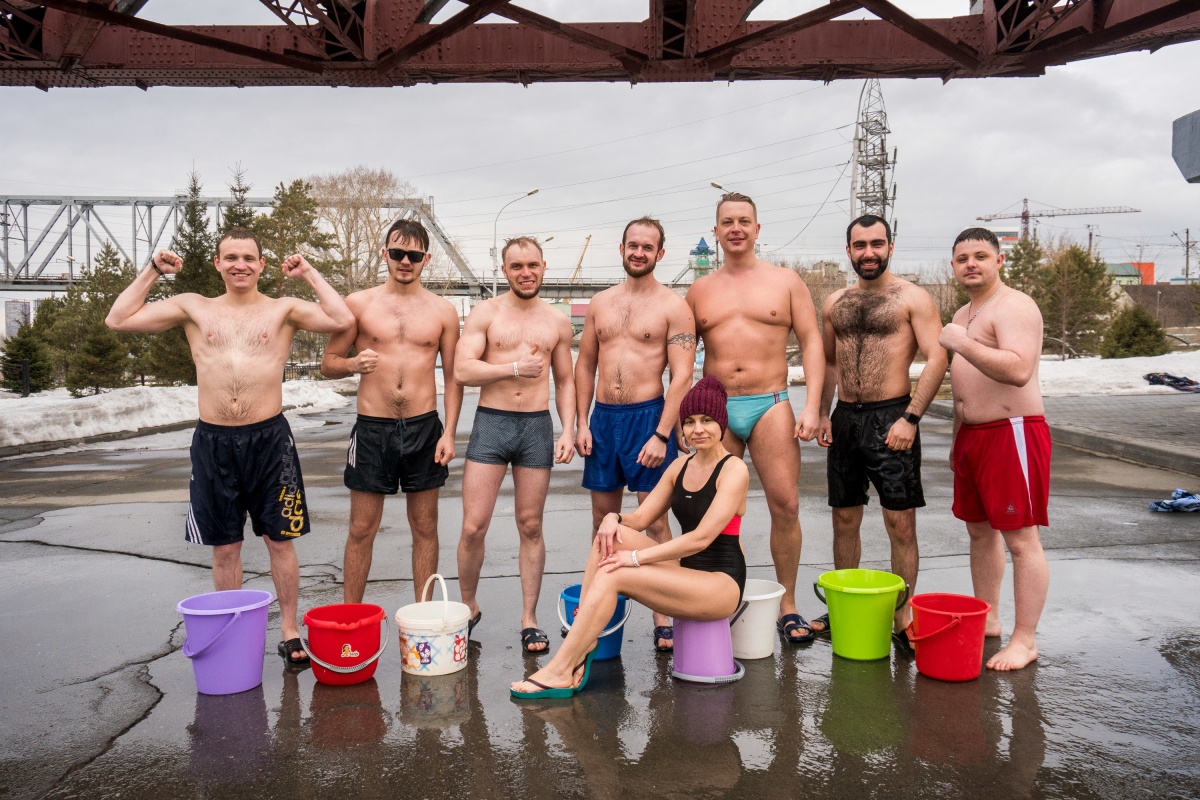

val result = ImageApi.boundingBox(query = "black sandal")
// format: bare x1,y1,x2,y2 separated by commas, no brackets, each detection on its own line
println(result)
653,625,674,652
277,638,310,667
520,627,550,654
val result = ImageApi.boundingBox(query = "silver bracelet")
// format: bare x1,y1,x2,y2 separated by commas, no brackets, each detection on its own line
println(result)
630,550,640,568
512,361,519,378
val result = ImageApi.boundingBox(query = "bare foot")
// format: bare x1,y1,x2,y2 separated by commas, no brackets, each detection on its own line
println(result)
986,640,1038,671
984,611,1002,638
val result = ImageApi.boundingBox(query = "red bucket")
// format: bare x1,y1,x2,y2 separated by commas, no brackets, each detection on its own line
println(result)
303,604,389,686
905,593,991,682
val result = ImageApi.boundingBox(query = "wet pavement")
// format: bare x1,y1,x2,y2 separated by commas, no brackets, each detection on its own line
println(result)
2,393,1199,799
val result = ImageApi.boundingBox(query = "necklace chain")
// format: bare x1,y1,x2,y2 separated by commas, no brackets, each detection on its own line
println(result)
966,286,1002,331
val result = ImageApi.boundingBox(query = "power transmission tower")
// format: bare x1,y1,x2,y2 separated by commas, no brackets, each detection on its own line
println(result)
848,79,897,233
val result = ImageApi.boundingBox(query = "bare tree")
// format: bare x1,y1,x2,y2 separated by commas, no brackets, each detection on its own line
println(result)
309,166,417,293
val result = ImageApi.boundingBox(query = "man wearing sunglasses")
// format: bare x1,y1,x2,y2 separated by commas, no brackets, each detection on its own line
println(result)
454,236,576,653
322,219,463,605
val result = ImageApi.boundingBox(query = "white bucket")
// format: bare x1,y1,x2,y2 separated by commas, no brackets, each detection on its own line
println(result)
730,579,785,659
394,575,472,676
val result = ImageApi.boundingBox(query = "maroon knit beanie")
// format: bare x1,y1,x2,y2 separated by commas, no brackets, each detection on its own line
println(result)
679,375,729,437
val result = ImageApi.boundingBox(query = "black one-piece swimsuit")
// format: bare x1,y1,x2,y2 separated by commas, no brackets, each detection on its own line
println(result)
672,454,747,597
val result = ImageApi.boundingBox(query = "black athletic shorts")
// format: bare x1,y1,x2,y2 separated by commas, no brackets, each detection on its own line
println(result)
827,395,925,511
186,413,310,546
465,407,554,468
344,411,449,495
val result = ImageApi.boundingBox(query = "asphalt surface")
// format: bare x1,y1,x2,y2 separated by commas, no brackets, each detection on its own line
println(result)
2,391,1199,799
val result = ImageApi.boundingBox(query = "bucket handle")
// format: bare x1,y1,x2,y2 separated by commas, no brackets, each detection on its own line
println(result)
814,582,911,611
182,610,241,660
303,616,391,674
903,615,960,644
418,573,453,626
728,600,750,627
557,592,634,639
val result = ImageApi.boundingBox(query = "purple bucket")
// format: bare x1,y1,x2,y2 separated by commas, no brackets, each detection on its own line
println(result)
177,589,274,695
671,617,744,684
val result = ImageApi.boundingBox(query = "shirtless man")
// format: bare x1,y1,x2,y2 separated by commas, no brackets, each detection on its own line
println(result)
575,216,695,652
105,227,354,667
455,237,576,653
940,227,1050,671
815,215,948,650
685,193,825,644
321,219,463,604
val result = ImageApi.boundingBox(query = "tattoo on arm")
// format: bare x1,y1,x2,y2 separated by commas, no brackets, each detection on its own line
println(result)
667,332,697,352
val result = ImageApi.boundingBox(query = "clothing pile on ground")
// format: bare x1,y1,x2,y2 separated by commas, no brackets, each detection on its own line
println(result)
1148,488,1200,513
1143,373,1200,393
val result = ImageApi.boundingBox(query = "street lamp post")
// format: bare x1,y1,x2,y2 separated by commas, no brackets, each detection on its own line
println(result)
492,188,539,297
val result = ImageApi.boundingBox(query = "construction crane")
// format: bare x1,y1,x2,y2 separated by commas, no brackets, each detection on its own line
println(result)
977,198,1139,241
568,235,592,284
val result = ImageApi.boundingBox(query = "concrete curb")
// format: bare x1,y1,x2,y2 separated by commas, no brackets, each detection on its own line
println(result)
925,400,1200,478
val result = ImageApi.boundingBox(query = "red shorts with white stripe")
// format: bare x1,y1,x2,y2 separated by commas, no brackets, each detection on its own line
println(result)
952,416,1050,531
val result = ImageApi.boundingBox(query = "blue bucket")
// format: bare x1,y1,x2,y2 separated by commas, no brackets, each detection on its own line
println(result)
557,584,632,660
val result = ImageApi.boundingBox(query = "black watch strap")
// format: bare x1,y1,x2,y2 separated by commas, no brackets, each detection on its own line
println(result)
653,431,669,443
902,411,921,425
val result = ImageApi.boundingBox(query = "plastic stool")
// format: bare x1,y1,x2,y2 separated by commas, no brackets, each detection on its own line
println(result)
671,617,744,684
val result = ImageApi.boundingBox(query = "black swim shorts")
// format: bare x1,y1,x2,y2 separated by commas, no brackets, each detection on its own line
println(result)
344,411,449,495
827,396,925,511
186,413,310,546
465,407,554,468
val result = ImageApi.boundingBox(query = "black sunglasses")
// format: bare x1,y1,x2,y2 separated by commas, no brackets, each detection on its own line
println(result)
386,248,426,263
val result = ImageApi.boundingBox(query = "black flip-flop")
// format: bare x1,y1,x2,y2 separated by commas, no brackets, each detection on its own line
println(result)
653,625,674,652
277,637,310,667
467,610,482,639
810,613,831,636
776,613,815,645
892,629,915,656
520,627,550,654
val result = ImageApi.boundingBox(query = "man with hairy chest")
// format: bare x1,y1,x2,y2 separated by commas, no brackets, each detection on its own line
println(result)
816,215,947,650
322,219,463,605
454,237,576,653
106,227,354,667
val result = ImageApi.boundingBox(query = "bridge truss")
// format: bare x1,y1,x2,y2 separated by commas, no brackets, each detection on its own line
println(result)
0,194,478,292
1,1,1198,88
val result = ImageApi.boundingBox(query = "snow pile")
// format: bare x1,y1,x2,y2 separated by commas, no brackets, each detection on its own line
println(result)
1036,351,1200,396
0,381,349,448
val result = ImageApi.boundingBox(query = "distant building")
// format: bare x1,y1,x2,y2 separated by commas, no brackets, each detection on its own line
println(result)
1120,285,1200,328
1106,262,1144,286
689,238,715,279
988,227,1021,258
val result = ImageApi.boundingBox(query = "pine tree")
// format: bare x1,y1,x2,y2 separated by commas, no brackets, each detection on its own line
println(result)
66,326,129,396
220,164,258,234
1031,243,1115,358
148,170,216,384
256,179,335,300
1100,304,1172,358
1004,236,1043,296
31,296,67,383
1,324,55,393
170,169,221,299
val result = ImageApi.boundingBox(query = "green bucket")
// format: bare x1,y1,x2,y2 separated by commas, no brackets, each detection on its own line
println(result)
814,569,909,661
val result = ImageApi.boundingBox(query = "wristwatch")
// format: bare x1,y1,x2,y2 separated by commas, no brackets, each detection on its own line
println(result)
901,411,921,426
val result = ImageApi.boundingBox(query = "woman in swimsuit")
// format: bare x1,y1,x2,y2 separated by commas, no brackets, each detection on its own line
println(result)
512,376,748,698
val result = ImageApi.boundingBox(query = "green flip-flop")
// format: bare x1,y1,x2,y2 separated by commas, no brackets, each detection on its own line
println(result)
510,678,575,700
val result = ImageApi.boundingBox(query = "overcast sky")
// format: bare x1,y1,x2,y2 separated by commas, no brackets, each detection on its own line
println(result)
3,0,1199,284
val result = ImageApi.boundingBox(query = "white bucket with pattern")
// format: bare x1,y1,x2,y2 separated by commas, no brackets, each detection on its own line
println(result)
394,575,471,676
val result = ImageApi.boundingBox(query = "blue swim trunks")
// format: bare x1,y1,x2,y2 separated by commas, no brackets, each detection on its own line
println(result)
582,397,678,493
726,390,789,442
